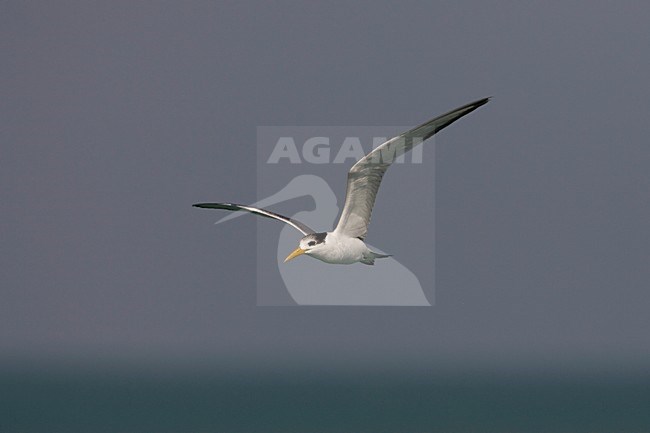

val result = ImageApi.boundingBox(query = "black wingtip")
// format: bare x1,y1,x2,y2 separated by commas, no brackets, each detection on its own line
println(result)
461,96,491,116
192,202,241,211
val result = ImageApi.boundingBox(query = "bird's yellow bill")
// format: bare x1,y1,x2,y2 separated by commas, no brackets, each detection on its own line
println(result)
284,247,306,263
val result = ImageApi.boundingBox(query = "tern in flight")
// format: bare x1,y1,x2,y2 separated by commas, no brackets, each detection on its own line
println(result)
194,97,489,265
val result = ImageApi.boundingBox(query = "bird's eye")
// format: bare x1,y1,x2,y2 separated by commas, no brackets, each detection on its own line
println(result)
308,241,316,247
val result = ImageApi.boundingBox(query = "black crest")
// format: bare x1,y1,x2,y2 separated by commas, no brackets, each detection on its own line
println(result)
304,232,327,247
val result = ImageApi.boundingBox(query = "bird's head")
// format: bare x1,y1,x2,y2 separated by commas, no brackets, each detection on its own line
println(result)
284,232,328,263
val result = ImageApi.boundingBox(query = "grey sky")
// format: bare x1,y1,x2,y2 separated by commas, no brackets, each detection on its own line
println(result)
2,1,650,373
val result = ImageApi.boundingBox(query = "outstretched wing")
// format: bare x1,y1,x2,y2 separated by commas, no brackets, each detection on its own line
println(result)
334,97,490,240
193,202,315,236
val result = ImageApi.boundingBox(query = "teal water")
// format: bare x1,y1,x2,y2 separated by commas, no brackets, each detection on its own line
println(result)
2,369,649,432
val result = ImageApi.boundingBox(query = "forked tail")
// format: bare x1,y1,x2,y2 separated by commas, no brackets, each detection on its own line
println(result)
360,251,392,266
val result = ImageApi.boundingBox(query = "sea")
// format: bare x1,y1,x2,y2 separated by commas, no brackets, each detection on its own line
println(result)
2,364,649,432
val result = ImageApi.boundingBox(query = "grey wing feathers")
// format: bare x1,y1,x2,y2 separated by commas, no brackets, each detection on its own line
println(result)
334,97,490,240
193,202,316,236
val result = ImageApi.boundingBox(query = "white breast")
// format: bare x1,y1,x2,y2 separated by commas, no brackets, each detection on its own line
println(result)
308,232,369,264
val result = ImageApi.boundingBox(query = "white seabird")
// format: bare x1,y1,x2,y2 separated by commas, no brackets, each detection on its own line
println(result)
194,97,489,265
